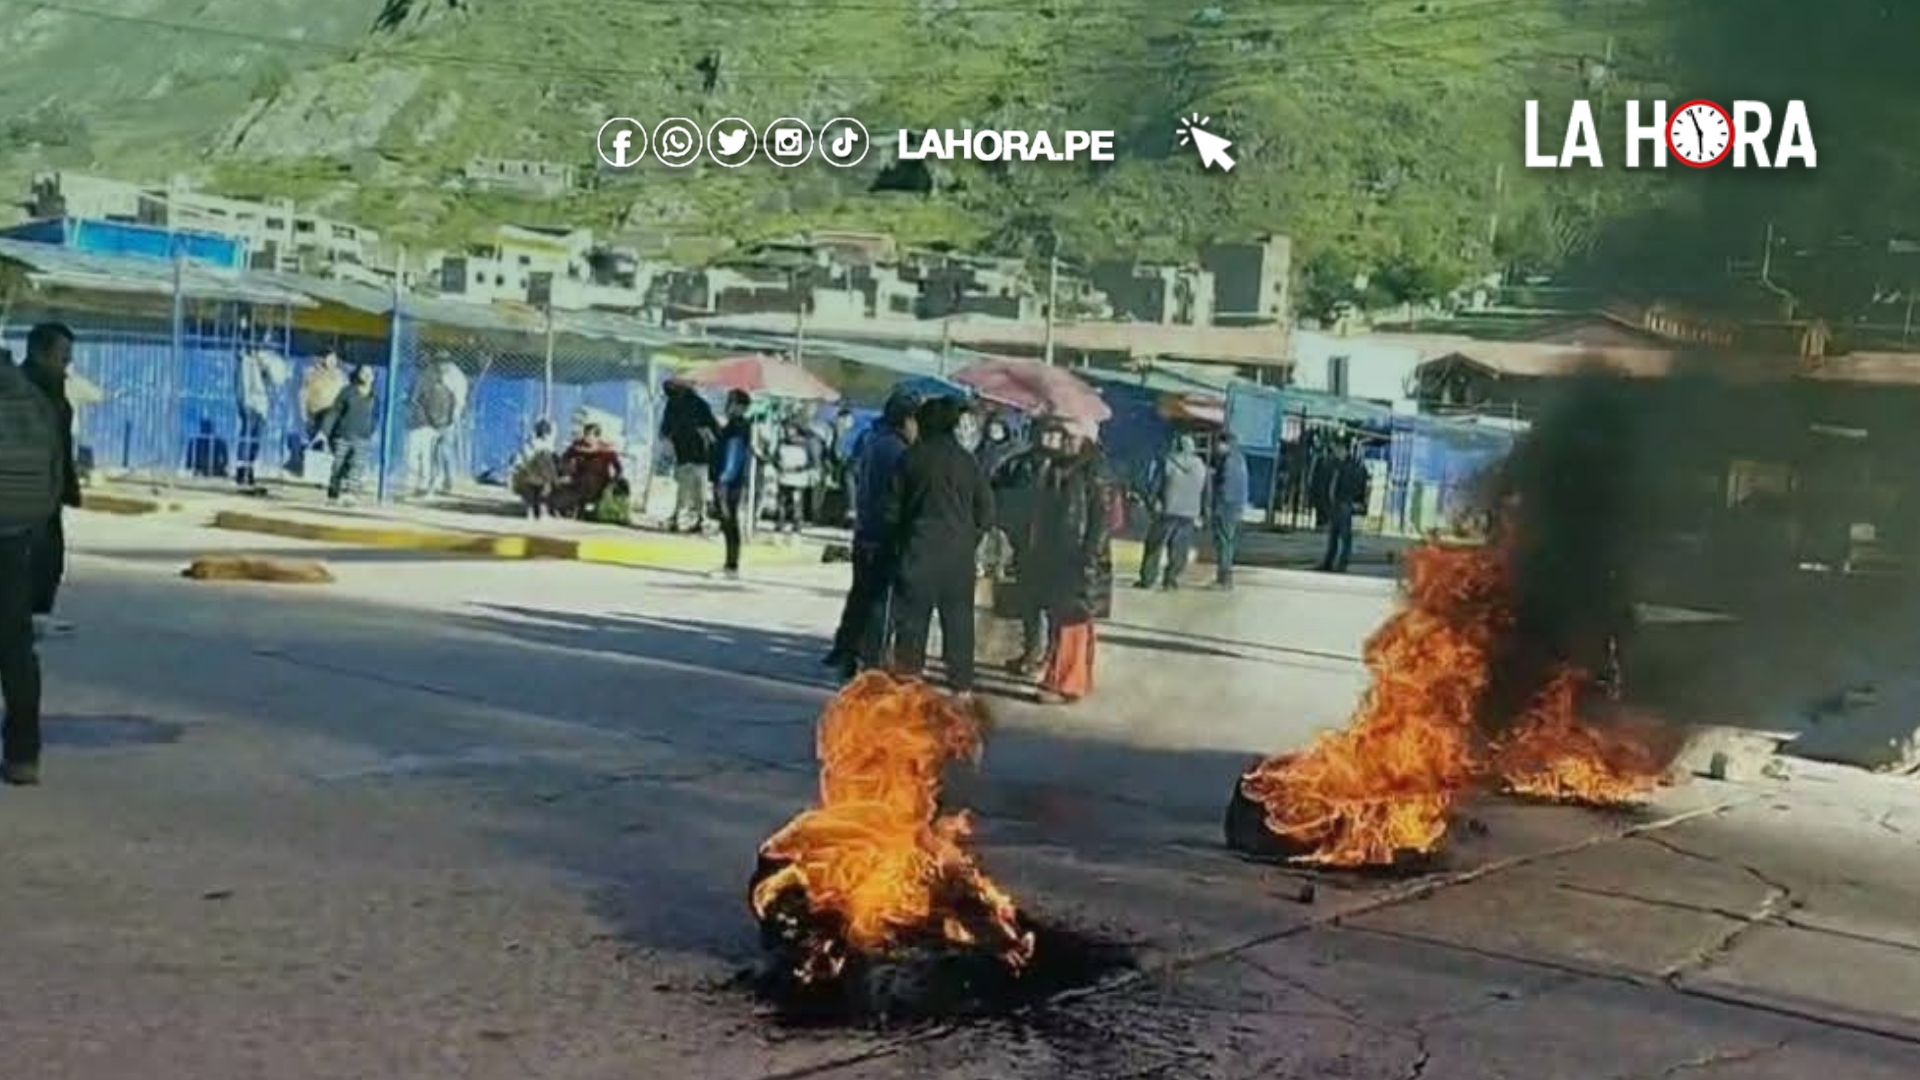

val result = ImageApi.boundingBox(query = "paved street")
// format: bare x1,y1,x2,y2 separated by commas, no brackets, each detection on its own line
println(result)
2,508,1916,1078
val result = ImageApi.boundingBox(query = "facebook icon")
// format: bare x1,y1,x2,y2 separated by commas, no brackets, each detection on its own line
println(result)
596,117,647,167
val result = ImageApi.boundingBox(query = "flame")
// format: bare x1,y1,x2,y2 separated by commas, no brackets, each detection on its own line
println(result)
749,672,1034,982
1240,540,1668,868
1493,667,1671,804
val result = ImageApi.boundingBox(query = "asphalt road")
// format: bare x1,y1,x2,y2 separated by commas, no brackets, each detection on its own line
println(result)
2,510,1915,1079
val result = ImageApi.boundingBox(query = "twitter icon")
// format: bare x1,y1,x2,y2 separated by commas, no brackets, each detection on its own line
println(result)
706,118,756,166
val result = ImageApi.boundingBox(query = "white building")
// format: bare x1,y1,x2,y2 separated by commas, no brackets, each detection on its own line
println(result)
25,171,383,274
1289,329,1424,412
434,224,649,311
463,158,578,198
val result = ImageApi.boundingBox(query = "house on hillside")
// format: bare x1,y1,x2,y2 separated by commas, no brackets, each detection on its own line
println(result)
434,224,651,311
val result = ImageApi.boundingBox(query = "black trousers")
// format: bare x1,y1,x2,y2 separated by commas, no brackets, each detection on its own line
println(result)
892,556,977,692
235,407,266,487
717,482,746,570
0,531,41,765
831,540,895,668
1321,503,1355,573
30,511,63,616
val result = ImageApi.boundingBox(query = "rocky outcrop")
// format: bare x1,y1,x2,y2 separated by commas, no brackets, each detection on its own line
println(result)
222,66,427,159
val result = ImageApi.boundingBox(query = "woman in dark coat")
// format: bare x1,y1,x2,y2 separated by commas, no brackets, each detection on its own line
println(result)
1021,421,1114,704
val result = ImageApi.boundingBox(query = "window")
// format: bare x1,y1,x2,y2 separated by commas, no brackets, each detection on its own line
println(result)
1328,355,1350,397
495,275,505,286
333,225,354,239
295,220,315,233
518,254,531,266
473,271,483,284
265,217,285,229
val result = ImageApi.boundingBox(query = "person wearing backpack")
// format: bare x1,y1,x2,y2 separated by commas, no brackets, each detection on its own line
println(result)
0,346,63,785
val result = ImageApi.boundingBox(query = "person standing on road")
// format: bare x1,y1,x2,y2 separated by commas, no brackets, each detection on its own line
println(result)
1135,434,1207,591
711,389,754,578
886,396,994,698
21,323,79,639
1207,432,1250,589
322,365,380,505
1028,424,1115,705
660,378,718,533
0,347,63,785
1316,439,1371,574
405,362,457,497
989,426,1050,674
824,390,917,679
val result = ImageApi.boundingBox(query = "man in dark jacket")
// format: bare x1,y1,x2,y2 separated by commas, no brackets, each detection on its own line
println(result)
1317,439,1371,574
0,347,62,784
405,364,458,497
1208,432,1251,588
824,391,918,678
323,365,381,504
885,396,993,696
21,323,78,637
660,379,719,532
710,390,754,578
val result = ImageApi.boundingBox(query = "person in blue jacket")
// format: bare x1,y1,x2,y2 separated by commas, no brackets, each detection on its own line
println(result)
1208,432,1250,588
710,389,754,578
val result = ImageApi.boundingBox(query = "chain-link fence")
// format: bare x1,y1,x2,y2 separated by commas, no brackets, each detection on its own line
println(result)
2,297,306,491
379,299,664,510
1225,383,1518,538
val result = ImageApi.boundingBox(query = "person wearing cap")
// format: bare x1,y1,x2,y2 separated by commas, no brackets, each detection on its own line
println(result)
823,390,918,678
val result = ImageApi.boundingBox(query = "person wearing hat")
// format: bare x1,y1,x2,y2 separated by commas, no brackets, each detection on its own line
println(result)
823,390,919,678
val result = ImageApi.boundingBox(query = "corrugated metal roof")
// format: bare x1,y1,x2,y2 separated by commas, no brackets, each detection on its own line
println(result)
0,238,314,306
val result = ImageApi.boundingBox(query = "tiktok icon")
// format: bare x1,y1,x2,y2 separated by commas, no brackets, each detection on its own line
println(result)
819,118,870,167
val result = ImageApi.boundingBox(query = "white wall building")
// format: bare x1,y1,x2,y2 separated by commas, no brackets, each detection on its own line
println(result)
25,171,382,273
1289,329,1424,412
435,224,649,311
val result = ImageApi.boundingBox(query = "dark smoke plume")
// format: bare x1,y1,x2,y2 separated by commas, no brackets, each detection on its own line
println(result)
1472,354,1920,734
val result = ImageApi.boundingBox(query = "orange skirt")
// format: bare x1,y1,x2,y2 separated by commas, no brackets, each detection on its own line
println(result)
1042,620,1096,700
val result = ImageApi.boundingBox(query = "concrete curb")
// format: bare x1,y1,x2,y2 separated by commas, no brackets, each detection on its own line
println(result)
210,509,819,572
81,491,179,515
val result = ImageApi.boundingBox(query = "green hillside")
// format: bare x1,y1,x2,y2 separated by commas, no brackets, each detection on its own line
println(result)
2,0,1914,320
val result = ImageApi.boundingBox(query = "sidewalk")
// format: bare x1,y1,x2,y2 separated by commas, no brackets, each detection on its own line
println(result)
86,481,822,574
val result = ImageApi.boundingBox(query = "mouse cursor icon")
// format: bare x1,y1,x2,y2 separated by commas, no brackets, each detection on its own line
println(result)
1177,113,1235,172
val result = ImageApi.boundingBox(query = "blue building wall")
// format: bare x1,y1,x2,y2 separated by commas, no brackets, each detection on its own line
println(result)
0,218,246,268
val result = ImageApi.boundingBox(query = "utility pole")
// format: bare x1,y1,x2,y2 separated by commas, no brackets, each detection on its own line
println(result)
790,269,806,365
1904,290,1915,345
1486,162,1504,250
1043,250,1059,366
1758,220,1797,318
541,300,556,418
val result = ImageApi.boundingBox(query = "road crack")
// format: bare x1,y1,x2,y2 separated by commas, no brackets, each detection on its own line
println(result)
1629,1038,1791,1078
1636,835,1797,983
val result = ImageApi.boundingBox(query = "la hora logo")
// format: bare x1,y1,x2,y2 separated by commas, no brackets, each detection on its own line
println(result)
1524,99,1817,169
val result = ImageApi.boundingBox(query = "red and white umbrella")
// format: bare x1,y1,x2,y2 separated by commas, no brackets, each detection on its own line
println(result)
952,357,1111,425
681,354,841,401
